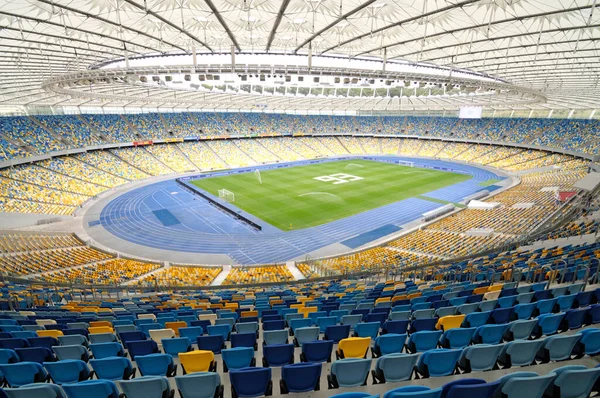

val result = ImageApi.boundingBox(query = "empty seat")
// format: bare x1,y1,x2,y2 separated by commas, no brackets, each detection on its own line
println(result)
293,327,319,347
439,327,476,349
89,342,124,359
372,353,419,383
442,378,498,398
179,350,216,373
382,320,409,335
560,308,589,331
148,329,175,347
231,332,257,350
406,330,442,353
532,313,565,338
90,356,135,381
372,333,406,357
118,375,173,398
136,353,176,377
0,362,49,387
89,333,117,344
15,347,54,363
327,358,371,388
53,344,89,362
498,339,545,368
263,330,287,346
573,328,600,357
505,319,537,341
382,386,442,398
58,335,88,347
207,325,230,341
549,365,600,398
324,325,350,343
61,379,119,398
472,324,509,345
499,372,556,398
416,348,462,378
263,320,285,332
128,340,159,360
409,318,437,334
175,372,224,398
222,347,255,372
280,362,321,393
162,337,192,357
458,344,504,372
0,338,29,350
341,315,363,330
300,340,333,363
230,367,272,398
197,335,225,354
337,337,370,359
44,359,91,384
536,334,581,363
4,383,67,398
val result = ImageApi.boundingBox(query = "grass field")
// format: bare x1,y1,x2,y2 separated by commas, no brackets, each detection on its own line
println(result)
190,160,471,230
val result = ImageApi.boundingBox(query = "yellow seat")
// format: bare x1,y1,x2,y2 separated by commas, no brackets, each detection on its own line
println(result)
336,337,371,359
436,314,465,331
89,321,112,328
472,287,489,295
241,310,258,318
407,293,422,299
290,304,304,310
487,285,503,292
165,321,187,337
375,298,390,305
88,326,114,334
299,307,317,318
36,330,63,338
179,350,215,373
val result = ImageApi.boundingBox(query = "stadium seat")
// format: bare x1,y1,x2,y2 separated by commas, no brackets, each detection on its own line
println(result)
175,372,224,398
324,325,350,343
337,337,370,359
44,359,91,384
136,353,177,377
416,348,462,378
382,386,442,398
0,349,18,365
197,335,225,354
53,344,89,362
119,331,147,348
222,347,255,372
119,376,173,398
127,340,159,360
89,342,125,359
262,343,294,367
58,334,88,347
263,330,287,346
0,362,49,387
499,372,556,398
149,329,175,346
505,319,537,341
572,328,600,357
15,347,55,363
280,362,321,393
532,313,565,338
293,327,320,347
458,344,503,372
300,340,333,363
162,337,192,357
3,383,67,398
472,324,509,344
372,333,406,357
236,322,258,336
406,330,442,353
409,318,437,333
536,334,581,362
61,380,119,398
498,339,545,368
0,339,29,350
353,322,379,339
439,327,476,349
549,365,600,398
89,333,117,344
179,350,216,373
328,358,371,388
372,353,419,383
89,356,136,380
230,367,272,398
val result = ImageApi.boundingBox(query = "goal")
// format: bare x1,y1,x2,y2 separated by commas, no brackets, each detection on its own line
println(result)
254,169,263,184
398,160,414,167
218,189,235,203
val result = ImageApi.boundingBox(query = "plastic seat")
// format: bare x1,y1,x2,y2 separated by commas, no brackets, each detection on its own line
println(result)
118,376,173,398
409,318,437,333
479,299,498,312
588,304,600,324
300,340,333,363
572,328,600,357
323,324,350,343
442,379,499,398
372,353,418,383
560,308,589,331
574,291,593,307
340,315,363,329
498,339,545,368
44,359,91,384
161,337,191,357
456,304,478,315
416,348,461,378
89,342,125,359
197,335,225,354
90,356,136,380
289,318,312,335
58,334,88,347
406,330,442,353
179,350,216,373
436,315,465,331
458,344,503,372
372,333,406,357
139,324,162,337
262,343,294,367
389,311,411,321
532,313,565,338
222,347,255,372
337,337,370,359
114,325,137,335
328,358,371,388
231,332,257,350
472,324,509,345
0,348,18,365
500,373,556,398
280,362,321,393
263,330,287,346
412,309,435,319
61,379,119,398
89,333,117,344
536,334,581,363
0,338,29,350
383,386,442,398
15,347,55,363
263,320,285,332
549,365,600,398
534,299,558,317
230,367,272,398
353,322,379,339
119,331,147,348
382,320,409,335
0,362,49,387
175,372,224,398
149,329,175,346
505,319,537,341
293,327,319,347
136,353,176,377
128,340,159,360
53,344,89,362
236,322,258,335
9,331,37,340
489,307,513,324
556,294,577,312
462,311,490,328
440,327,476,349
4,383,67,398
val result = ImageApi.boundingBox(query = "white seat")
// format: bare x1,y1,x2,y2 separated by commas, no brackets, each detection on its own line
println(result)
484,291,502,301
198,314,217,324
138,314,157,321
19,311,36,316
149,328,175,347
36,319,57,326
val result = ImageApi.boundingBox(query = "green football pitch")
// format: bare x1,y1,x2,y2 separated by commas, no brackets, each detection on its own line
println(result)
190,159,470,231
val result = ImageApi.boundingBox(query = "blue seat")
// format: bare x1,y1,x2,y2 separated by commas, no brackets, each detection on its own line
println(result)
136,353,176,377
442,379,500,398
330,310,349,323
114,325,137,335
262,343,294,367
457,303,478,315
280,362,321,393
549,365,600,398
300,340,333,363
412,309,435,319
307,311,327,325
440,328,475,349
89,356,136,380
262,330,287,346
197,335,224,354
416,348,462,378
534,299,558,317
324,325,350,343
175,372,223,398
0,362,49,387
328,358,371,388
89,342,125,359
293,327,319,347
61,379,119,398
119,376,173,398
556,294,577,312
532,313,565,338
472,324,509,345
366,313,387,326
340,315,363,330
382,320,409,335
574,291,593,307
409,318,437,333
490,307,513,324
289,319,311,335
383,386,442,398
315,317,336,333
372,333,406,357
262,320,285,332
89,333,117,344
0,339,29,350
406,330,442,353
119,331,147,348
462,312,490,328
231,332,257,350
505,319,537,341
440,378,486,398
222,347,255,372
353,322,379,339
44,359,90,384
500,372,556,398
573,328,600,357
127,340,159,360
458,344,503,372
162,337,191,357
329,394,378,398
372,353,418,383
9,332,37,340
536,334,581,363
498,339,545,368
588,304,600,324
179,327,203,341
58,335,88,347
229,367,272,398
190,320,212,330
497,296,517,308
0,349,18,365
389,311,411,321
15,347,54,363
560,308,588,331
4,383,66,398
207,325,230,341
53,345,89,362
236,322,259,335
478,300,497,313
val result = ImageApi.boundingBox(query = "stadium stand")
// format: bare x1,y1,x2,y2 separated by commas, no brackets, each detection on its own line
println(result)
177,142,228,170
145,144,196,173
110,148,173,176
80,114,138,143
138,265,222,287
73,151,149,181
37,259,162,285
222,265,294,285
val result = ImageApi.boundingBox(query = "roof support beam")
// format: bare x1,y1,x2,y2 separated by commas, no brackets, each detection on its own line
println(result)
266,0,291,52
202,0,240,52
121,0,213,52
294,0,378,53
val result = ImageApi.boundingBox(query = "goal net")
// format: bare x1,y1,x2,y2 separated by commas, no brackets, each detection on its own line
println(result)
254,169,263,184
218,189,235,203
398,160,414,167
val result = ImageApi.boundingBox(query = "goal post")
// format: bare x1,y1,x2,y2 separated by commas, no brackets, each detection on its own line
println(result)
254,169,263,184
218,189,235,203
398,160,414,167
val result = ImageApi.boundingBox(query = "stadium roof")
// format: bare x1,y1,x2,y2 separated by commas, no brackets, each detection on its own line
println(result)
0,0,598,114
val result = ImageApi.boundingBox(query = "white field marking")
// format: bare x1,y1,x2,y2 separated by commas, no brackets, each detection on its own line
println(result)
345,163,365,168
313,173,364,185
298,192,343,201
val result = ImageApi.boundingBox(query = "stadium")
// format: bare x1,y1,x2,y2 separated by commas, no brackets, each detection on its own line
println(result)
0,0,599,397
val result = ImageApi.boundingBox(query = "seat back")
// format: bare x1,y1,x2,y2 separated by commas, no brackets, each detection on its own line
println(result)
301,340,333,363
175,372,221,398
541,334,581,362
331,358,372,388
501,373,556,398
353,322,379,339
230,367,272,397
407,330,443,353
263,330,288,346
128,340,159,360
375,333,406,356
282,362,321,393
376,353,419,382
442,328,476,349
294,327,320,346
263,343,294,366
61,379,119,398
418,348,462,377
461,344,504,372
89,356,132,381
89,342,124,359
179,350,215,373
553,367,600,398
338,337,371,358
503,340,545,367
4,384,67,398
53,345,88,362
0,361,47,387
118,376,171,398
149,329,175,345
43,359,89,385
161,337,191,357
324,325,350,343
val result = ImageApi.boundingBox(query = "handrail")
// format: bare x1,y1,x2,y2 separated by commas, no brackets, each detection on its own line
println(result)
572,263,591,291
526,261,540,284
590,257,599,285
557,259,570,285
536,265,553,285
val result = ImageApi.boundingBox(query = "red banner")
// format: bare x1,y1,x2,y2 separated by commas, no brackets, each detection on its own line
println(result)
133,140,153,146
